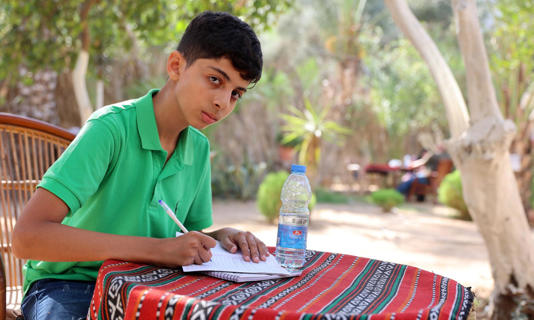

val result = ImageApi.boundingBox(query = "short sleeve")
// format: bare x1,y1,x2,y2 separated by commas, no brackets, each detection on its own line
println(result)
184,155,213,231
38,119,116,213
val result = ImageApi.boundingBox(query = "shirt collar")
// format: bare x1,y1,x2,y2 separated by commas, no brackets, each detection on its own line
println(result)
136,89,161,151
135,89,194,166
176,128,195,166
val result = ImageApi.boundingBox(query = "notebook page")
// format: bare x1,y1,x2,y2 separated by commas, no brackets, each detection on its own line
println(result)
182,241,291,275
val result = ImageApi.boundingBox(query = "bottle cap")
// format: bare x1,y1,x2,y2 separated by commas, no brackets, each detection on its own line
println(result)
291,164,306,173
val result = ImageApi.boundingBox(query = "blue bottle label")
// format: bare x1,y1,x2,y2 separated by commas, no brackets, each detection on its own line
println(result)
277,224,307,249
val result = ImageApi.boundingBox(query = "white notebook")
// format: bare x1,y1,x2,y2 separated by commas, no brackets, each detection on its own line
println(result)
202,269,302,282
178,235,301,281
182,241,292,275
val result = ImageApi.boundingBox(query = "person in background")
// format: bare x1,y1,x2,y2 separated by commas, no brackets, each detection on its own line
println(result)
396,146,450,199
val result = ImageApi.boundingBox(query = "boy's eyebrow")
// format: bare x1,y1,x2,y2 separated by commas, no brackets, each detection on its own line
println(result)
208,66,247,93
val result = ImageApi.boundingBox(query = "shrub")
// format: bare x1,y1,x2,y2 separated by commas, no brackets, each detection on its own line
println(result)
438,170,470,220
257,171,288,223
310,192,317,212
369,189,404,212
257,171,316,223
315,188,350,204
211,151,267,200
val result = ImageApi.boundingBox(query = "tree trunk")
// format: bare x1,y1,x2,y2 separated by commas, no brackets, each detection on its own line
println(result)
513,119,533,215
96,79,104,109
385,0,534,318
451,2,534,315
56,71,82,129
512,85,534,214
72,50,93,123
71,0,98,123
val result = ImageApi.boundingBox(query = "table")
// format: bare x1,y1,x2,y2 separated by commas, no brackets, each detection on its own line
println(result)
88,250,473,320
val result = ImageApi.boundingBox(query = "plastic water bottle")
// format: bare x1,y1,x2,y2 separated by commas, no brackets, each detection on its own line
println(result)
275,164,312,269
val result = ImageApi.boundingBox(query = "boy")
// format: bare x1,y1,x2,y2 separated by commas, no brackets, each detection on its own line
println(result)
12,11,268,319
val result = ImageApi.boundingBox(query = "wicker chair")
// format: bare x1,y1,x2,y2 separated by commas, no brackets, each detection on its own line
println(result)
0,113,75,319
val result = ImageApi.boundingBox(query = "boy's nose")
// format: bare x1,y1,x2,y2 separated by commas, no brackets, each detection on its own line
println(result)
214,93,231,111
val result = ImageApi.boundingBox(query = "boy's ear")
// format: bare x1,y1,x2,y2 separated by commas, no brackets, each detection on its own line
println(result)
167,51,186,81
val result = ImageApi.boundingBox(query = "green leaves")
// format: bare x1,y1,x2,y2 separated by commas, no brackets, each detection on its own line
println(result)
0,0,292,83
364,35,453,156
488,0,534,123
281,100,348,144
280,98,350,174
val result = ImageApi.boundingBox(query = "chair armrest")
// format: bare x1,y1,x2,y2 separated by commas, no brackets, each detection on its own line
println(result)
1,180,40,191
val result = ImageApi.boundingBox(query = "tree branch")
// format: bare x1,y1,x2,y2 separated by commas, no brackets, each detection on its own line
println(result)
451,0,502,122
80,0,98,51
384,0,469,139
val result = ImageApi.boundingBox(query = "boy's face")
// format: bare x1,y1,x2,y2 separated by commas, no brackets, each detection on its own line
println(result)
170,52,250,130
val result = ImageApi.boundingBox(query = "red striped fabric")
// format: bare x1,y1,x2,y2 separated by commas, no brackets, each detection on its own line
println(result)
88,250,473,320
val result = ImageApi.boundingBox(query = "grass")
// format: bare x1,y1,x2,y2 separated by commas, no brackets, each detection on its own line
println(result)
315,187,471,222
315,188,367,204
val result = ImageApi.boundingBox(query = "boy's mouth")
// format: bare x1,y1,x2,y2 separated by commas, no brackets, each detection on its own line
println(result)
201,111,217,124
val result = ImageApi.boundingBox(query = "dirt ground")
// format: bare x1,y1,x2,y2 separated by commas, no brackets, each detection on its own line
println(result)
206,199,499,309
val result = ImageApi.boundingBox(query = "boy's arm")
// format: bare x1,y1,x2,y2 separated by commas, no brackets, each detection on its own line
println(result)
408,151,433,169
12,188,216,267
204,228,269,263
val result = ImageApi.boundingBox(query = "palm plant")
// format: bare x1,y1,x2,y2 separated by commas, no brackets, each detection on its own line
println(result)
280,98,351,185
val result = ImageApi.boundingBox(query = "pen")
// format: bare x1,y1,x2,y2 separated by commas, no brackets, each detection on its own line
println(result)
158,200,189,234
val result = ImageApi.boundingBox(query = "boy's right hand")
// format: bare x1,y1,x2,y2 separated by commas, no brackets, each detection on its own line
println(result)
13,188,217,268
159,231,216,267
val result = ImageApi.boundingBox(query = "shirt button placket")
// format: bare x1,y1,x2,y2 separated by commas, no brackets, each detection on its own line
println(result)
151,153,165,205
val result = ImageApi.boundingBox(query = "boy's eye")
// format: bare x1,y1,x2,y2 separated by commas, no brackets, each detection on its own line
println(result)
209,76,220,84
231,90,242,100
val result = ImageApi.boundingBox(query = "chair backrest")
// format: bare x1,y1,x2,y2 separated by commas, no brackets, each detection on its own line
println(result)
0,113,75,317
433,158,454,187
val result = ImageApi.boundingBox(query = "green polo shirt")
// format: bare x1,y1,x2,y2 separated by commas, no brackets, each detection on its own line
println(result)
23,89,213,293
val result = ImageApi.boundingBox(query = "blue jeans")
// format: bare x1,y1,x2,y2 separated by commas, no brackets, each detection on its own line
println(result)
21,279,95,320
397,176,429,195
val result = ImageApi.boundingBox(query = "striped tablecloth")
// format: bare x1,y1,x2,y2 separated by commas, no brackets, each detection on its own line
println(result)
88,250,473,320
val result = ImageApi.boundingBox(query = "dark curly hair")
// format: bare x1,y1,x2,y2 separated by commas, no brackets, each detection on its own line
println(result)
177,11,263,84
